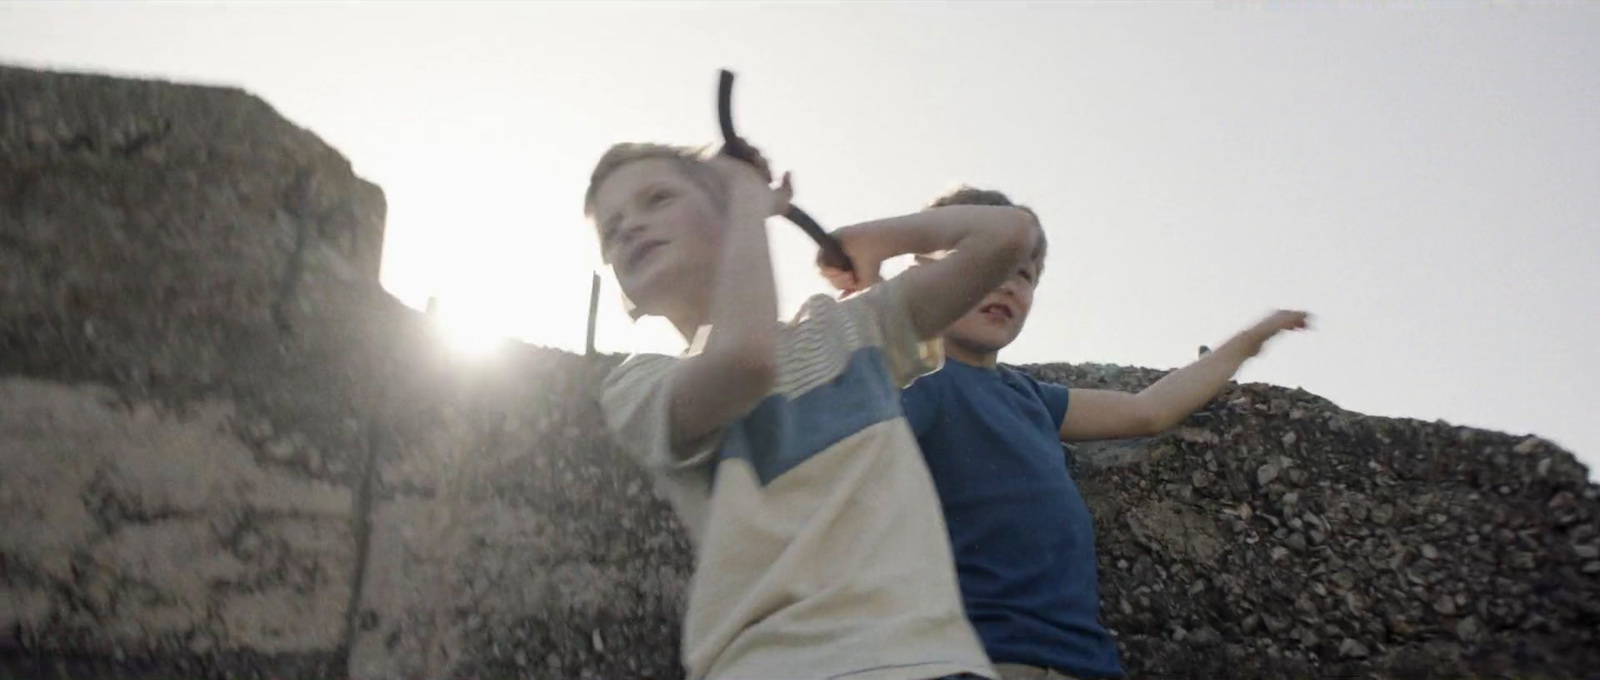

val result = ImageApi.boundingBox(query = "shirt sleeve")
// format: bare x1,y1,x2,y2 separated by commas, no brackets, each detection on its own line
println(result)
599,353,721,472
1036,379,1073,430
844,275,945,388
899,372,944,438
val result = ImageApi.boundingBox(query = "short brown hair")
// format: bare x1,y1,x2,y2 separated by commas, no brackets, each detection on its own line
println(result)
925,185,1048,270
583,142,727,217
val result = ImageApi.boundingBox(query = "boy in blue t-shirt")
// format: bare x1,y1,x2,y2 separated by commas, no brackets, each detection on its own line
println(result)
824,187,1311,680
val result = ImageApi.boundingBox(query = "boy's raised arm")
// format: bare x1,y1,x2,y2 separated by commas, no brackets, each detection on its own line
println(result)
661,159,790,458
1058,310,1311,441
827,205,1038,340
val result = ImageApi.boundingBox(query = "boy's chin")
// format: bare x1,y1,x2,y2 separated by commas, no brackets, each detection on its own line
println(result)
947,327,1016,356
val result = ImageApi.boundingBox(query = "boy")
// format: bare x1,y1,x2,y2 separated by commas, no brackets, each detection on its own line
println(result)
826,187,1311,680
589,146,1041,679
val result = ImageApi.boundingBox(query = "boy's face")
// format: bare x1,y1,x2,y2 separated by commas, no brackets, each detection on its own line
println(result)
943,259,1040,357
592,159,723,319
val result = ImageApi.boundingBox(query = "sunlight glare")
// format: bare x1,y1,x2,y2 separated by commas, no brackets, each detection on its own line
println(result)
431,296,511,358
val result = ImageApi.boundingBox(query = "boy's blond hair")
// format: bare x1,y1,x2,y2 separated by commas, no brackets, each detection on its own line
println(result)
926,185,1048,272
583,142,728,217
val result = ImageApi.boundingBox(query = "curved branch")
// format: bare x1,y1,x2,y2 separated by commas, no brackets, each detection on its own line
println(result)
717,69,854,272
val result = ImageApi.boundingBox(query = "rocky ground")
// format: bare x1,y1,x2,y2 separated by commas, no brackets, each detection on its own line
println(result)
2,64,1596,679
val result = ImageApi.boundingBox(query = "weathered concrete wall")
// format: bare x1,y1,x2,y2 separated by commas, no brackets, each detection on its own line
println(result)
2,65,1597,679
1,64,688,680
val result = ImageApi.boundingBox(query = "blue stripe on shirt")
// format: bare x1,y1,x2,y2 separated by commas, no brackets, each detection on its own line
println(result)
719,346,901,486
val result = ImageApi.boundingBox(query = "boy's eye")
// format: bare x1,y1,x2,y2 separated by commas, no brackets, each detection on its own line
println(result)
647,189,674,207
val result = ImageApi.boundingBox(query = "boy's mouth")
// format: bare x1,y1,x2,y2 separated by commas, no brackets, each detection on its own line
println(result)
624,240,666,275
978,302,1014,323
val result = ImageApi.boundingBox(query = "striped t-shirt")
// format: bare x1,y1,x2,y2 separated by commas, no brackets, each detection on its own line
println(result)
601,276,995,680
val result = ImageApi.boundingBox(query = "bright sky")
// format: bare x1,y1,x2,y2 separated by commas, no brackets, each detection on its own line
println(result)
3,2,1596,472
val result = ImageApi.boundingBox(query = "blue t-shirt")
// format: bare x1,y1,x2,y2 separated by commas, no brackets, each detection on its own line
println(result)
902,360,1123,678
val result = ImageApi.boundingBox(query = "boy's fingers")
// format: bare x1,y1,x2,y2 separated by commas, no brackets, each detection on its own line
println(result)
713,145,774,184
750,147,773,182
820,266,853,289
1271,310,1311,332
776,172,794,211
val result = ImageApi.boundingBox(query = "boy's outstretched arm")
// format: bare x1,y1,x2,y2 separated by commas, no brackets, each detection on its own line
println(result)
826,206,1038,340
1058,310,1312,442
662,157,790,457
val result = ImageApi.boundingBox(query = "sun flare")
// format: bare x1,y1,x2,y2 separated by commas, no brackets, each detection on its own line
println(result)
429,297,510,358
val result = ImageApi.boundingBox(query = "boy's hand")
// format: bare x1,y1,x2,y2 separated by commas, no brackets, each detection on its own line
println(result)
1238,309,1312,357
818,225,889,297
710,145,792,218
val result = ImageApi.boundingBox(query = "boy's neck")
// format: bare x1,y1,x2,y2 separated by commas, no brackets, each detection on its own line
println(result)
945,341,1000,369
671,316,704,345
664,292,713,345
